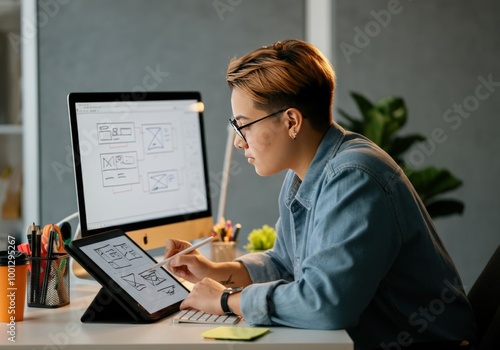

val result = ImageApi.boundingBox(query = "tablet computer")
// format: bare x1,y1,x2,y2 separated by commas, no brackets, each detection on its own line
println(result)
65,229,190,323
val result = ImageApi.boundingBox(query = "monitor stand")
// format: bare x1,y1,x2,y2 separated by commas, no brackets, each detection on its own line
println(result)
69,224,97,283
70,258,95,282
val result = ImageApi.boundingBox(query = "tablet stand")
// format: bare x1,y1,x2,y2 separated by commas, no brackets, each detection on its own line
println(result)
81,287,147,323
65,228,186,324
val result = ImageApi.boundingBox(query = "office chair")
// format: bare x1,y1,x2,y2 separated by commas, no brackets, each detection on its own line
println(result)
467,244,500,350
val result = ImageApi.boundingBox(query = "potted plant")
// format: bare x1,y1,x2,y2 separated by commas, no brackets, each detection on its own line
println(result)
338,92,464,218
244,225,277,252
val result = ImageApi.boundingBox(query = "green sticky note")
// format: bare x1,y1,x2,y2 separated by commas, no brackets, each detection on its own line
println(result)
201,326,270,340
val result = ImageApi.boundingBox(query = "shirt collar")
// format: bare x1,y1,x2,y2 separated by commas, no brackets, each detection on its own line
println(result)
287,123,346,209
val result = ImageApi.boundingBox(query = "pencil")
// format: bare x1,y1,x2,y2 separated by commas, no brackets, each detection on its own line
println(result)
146,236,214,270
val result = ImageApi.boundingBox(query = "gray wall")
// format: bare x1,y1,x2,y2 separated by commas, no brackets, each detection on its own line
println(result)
334,0,500,289
38,0,499,289
38,0,303,248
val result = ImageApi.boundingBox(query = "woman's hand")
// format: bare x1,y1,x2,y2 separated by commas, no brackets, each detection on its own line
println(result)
180,278,227,315
164,238,215,283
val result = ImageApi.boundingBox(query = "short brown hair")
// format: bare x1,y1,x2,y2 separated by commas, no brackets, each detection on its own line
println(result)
226,39,335,132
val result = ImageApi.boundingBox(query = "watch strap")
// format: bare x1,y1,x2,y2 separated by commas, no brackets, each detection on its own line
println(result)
220,287,243,315
220,290,232,314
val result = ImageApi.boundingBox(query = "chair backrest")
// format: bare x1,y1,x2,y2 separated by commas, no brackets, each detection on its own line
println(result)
467,244,500,350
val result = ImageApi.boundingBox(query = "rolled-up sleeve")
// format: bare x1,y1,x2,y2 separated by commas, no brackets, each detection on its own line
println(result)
236,247,294,325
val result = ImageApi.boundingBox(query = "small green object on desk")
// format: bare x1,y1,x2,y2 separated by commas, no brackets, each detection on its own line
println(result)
244,225,277,252
201,326,270,341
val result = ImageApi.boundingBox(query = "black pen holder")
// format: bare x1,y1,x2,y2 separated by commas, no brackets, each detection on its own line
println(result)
27,253,70,308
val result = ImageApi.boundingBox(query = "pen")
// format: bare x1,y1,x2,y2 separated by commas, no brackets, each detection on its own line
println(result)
146,236,214,270
231,223,241,242
40,229,56,304
28,223,37,304
35,226,42,304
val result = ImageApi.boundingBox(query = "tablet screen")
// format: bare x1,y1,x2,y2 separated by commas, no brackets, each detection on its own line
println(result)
74,231,189,315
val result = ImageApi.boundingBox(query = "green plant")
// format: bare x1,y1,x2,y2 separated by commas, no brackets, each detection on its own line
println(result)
338,92,464,219
244,225,277,252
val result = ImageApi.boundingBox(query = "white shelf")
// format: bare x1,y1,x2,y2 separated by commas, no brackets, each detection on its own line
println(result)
0,218,22,233
0,124,22,134
0,0,20,32
0,0,28,236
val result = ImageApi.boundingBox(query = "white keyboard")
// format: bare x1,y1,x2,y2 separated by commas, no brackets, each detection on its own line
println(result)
173,309,241,324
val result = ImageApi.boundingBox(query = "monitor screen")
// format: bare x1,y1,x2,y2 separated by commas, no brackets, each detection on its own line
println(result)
68,92,213,253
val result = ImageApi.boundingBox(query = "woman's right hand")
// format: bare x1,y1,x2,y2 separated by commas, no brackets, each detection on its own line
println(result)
163,238,215,283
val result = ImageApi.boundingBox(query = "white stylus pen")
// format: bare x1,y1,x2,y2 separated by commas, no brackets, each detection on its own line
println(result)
146,236,214,270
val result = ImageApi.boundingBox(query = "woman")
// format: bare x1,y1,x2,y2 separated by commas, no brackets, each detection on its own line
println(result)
165,39,476,350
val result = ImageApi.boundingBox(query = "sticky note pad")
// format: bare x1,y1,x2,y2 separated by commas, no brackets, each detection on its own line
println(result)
201,326,270,340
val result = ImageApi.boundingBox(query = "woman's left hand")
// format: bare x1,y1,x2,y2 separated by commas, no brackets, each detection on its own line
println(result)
180,277,226,315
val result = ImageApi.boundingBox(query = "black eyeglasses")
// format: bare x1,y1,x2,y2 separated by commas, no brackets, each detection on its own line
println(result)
229,107,289,143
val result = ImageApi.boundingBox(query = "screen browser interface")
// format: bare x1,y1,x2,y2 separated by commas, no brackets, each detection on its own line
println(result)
75,99,208,231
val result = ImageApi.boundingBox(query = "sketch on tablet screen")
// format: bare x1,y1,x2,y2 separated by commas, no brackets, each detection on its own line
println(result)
122,273,147,291
140,269,167,286
80,234,190,315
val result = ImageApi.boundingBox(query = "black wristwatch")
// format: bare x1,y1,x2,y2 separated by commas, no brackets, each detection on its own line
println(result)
220,287,243,315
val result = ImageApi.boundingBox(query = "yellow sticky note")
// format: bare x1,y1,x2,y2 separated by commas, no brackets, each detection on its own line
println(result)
201,326,270,340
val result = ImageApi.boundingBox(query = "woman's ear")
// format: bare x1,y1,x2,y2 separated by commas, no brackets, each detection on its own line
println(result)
284,108,304,140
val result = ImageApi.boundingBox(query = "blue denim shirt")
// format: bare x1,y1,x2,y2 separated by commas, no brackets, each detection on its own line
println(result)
237,124,476,350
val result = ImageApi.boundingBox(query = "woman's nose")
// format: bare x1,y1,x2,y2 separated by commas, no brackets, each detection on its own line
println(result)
234,135,248,149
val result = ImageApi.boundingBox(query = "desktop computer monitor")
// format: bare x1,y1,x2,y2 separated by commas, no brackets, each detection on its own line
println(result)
67,91,213,257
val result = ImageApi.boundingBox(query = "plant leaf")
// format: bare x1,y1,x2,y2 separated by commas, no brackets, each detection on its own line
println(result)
351,92,374,121
389,134,426,161
364,109,387,148
339,91,465,220
407,167,463,202
425,199,465,218
337,108,363,132
376,96,408,129
375,97,408,148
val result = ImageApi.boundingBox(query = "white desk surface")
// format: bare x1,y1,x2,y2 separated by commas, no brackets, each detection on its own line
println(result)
4,281,353,350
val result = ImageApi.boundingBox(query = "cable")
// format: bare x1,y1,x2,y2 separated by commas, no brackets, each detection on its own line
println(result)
55,211,95,284
56,212,79,227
